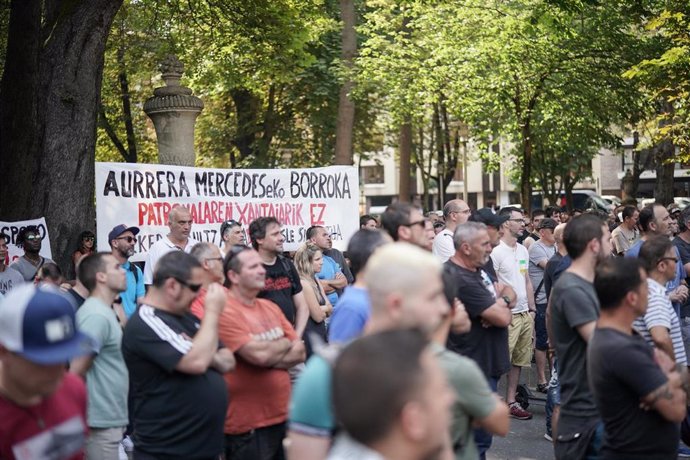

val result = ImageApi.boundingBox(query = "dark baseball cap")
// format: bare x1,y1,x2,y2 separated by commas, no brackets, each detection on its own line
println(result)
470,208,509,229
537,218,558,230
108,224,140,243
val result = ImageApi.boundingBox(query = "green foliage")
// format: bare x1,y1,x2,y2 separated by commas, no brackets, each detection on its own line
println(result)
624,0,690,159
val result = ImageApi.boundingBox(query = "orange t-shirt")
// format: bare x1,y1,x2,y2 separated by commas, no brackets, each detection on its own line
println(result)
191,289,297,434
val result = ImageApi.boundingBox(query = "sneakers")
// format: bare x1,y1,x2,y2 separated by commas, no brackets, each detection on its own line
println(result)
544,433,553,442
509,401,533,420
536,383,548,394
678,443,690,458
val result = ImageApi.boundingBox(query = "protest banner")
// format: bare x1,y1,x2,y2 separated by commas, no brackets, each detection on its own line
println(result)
95,162,360,262
0,217,53,264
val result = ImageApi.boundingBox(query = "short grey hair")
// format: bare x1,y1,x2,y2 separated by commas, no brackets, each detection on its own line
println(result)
453,222,487,250
189,242,220,262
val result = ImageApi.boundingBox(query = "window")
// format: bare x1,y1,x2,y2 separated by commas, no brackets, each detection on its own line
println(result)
361,165,385,184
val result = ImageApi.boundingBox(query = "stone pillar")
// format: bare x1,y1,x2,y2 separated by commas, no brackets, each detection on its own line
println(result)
144,55,204,166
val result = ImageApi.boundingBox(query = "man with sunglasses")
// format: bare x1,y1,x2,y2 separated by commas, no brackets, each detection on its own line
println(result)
634,236,687,367
380,202,430,249
143,206,198,286
11,225,54,282
122,251,234,460
109,224,144,319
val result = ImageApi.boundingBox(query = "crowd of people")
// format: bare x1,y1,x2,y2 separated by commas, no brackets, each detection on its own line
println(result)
2,197,690,460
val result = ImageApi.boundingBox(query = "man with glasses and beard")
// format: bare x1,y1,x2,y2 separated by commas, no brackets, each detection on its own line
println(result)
122,251,234,459
11,225,54,282
109,224,144,319
548,214,612,459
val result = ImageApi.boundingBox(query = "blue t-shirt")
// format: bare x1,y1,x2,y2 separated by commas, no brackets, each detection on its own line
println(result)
627,240,686,316
121,261,145,318
328,286,370,344
317,255,341,305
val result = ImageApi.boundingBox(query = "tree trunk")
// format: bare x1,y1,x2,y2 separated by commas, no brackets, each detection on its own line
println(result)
230,88,261,161
0,0,123,273
117,37,137,163
520,119,533,215
655,139,675,205
398,121,412,203
333,0,356,165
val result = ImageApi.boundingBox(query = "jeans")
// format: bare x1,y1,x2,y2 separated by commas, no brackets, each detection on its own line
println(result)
474,376,499,460
545,359,560,436
225,423,286,460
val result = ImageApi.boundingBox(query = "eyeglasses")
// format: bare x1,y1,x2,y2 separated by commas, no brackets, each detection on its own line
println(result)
658,257,679,264
205,257,223,263
508,218,524,222
83,237,95,242
115,236,135,243
402,220,426,228
173,277,202,293
25,235,42,241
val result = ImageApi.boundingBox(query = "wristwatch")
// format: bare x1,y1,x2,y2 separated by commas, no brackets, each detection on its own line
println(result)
501,295,511,306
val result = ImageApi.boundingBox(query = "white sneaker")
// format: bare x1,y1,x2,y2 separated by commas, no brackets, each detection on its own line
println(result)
121,435,134,452
118,442,128,460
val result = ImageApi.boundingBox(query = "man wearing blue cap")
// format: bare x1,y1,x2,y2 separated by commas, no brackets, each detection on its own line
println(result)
109,224,144,319
0,284,96,460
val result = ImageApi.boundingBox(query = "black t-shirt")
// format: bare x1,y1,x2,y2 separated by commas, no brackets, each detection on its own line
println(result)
588,328,677,460
551,272,599,419
673,236,690,317
444,261,510,379
259,256,303,325
122,305,228,459
543,252,563,301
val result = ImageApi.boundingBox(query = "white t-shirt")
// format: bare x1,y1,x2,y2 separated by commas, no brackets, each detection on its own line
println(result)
432,228,455,263
143,236,198,284
491,240,530,313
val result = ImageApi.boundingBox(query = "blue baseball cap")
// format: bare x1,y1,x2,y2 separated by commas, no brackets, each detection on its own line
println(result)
0,285,96,364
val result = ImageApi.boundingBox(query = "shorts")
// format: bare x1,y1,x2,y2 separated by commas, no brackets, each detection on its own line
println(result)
508,311,534,367
534,303,548,351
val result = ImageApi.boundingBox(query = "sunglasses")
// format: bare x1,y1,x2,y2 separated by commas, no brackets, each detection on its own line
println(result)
25,234,42,241
83,237,95,242
115,236,136,243
658,256,679,264
173,277,202,293
402,220,426,229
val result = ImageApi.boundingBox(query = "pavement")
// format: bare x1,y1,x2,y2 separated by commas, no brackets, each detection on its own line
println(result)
488,368,555,460
486,363,689,460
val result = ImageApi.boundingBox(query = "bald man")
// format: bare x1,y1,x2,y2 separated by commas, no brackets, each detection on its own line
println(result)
433,199,471,262
144,206,199,285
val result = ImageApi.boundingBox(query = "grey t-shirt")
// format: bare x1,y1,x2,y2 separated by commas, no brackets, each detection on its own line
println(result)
528,240,555,305
76,297,129,428
550,271,600,419
0,266,25,295
10,256,55,282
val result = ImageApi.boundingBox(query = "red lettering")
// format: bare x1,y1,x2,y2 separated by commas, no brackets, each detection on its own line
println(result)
310,203,326,225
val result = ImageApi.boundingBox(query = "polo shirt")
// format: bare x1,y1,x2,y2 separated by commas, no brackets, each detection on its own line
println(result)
143,236,197,284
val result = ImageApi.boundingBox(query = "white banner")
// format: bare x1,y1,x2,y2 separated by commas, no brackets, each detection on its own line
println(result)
95,163,360,262
0,217,53,264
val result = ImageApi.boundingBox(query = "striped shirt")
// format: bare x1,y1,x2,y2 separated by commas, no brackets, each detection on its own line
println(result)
633,278,687,365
